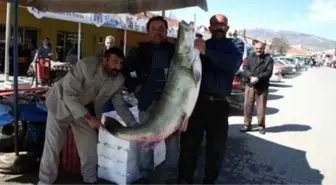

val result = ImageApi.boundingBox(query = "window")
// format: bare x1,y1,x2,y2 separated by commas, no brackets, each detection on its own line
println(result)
0,25,38,71
56,31,83,61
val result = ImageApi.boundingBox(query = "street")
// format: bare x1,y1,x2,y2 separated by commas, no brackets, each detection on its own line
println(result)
1,67,336,184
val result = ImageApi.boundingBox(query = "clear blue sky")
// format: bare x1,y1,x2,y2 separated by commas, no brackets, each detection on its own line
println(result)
153,0,336,40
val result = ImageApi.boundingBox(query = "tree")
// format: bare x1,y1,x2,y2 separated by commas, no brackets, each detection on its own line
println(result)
269,37,290,55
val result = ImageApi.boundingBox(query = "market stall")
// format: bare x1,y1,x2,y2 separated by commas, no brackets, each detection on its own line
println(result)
27,59,72,86
0,87,48,173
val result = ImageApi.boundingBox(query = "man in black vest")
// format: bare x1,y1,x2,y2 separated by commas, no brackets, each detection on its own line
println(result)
122,16,177,184
241,42,274,134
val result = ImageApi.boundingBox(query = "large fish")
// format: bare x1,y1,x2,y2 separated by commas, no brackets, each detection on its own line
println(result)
104,21,202,142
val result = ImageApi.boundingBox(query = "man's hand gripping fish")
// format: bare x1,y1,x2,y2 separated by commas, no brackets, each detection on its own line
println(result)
104,21,202,142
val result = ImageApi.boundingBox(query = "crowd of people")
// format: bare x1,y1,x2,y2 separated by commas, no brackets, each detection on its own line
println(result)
37,12,275,185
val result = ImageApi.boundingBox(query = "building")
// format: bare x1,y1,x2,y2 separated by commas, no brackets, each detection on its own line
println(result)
286,47,311,56
0,5,181,62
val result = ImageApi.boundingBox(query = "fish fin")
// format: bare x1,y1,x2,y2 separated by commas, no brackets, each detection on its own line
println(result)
104,117,124,135
179,112,190,132
192,64,201,85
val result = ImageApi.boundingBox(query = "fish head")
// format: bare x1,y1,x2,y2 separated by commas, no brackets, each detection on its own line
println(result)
175,21,199,56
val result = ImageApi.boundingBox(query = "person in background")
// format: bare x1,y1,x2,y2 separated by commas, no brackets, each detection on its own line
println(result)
99,35,115,58
178,14,244,184
122,16,177,184
37,37,52,59
38,48,138,185
241,42,274,135
65,48,79,65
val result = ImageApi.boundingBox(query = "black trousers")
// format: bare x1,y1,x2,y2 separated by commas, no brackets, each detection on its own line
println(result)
178,96,230,184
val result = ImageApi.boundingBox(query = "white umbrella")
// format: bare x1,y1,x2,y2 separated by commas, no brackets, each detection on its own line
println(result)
3,0,208,13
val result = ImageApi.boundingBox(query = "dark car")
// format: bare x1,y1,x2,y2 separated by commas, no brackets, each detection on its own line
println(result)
227,44,253,110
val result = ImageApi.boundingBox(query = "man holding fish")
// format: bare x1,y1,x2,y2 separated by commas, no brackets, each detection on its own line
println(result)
104,13,244,184
122,16,178,184
38,47,138,185
178,14,245,184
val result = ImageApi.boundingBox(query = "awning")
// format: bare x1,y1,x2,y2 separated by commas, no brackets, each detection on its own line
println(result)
27,7,112,27
26,7,180,37
3,0,208,13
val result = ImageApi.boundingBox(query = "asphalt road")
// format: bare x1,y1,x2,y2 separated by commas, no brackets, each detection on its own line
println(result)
1,67,336,184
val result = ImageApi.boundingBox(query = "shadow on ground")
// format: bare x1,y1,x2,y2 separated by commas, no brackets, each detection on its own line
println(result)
270,84,293,88
254,107,279,116
194,124,323,184
266,124,312,133
283,72,302,79
268,94,284,101
268,88,279,93
230,106,279,117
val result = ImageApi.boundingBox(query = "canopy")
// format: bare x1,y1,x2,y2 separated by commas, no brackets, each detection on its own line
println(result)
3,0,208,13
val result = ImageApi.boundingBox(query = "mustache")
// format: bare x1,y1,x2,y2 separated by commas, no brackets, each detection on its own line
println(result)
213,29,226,33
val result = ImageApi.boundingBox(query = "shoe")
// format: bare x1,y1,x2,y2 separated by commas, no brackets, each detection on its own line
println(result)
240,125,252,133
258,127,266,135
133,178,150,184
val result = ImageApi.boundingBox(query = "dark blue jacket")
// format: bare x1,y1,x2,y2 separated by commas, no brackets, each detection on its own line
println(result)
200,38,245,97
37,45,52,59
123,41,175,111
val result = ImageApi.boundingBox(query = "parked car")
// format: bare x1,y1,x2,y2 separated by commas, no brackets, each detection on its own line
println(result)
293,56,306,68
276,60,295,75
270,63,283,82
274,56,299,72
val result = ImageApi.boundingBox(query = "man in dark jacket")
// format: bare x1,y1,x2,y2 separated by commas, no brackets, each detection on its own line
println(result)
122,16,177,184
178,14,244,184
241,42,274,134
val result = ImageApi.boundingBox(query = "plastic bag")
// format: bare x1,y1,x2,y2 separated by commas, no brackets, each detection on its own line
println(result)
0,104,14,127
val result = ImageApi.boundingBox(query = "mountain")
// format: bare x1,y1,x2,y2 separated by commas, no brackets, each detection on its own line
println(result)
238,28,336,51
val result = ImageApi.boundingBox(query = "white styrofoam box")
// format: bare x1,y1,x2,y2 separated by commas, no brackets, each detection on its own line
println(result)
98,154,138,175
97,142,138,162
98,166,139,185
154,140,166,168
98,128,139,150
101,106,140,127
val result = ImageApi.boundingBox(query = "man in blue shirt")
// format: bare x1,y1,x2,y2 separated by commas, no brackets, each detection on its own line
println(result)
178,14,245,184
122,16,177,184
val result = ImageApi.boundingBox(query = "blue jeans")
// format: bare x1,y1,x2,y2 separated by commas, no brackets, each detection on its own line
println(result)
138,110,180,180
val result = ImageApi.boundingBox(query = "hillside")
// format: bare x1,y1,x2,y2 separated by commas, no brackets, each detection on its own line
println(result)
238,28,336,51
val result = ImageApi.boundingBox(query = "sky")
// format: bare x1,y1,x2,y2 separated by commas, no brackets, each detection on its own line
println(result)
153,0,336,40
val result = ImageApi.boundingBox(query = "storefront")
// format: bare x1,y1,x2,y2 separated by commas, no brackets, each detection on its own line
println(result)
0,4,178,64
0,4,121,60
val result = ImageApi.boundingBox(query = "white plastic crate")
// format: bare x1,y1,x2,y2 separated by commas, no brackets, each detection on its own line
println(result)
98,165,139,185
98,153,138,176
97,142,138,162
98,128,139,151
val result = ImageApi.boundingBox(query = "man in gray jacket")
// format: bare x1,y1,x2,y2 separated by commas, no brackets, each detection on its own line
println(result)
38,47,138,185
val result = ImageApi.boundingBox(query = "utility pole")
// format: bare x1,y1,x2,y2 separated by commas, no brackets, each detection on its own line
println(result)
4,3,11,82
